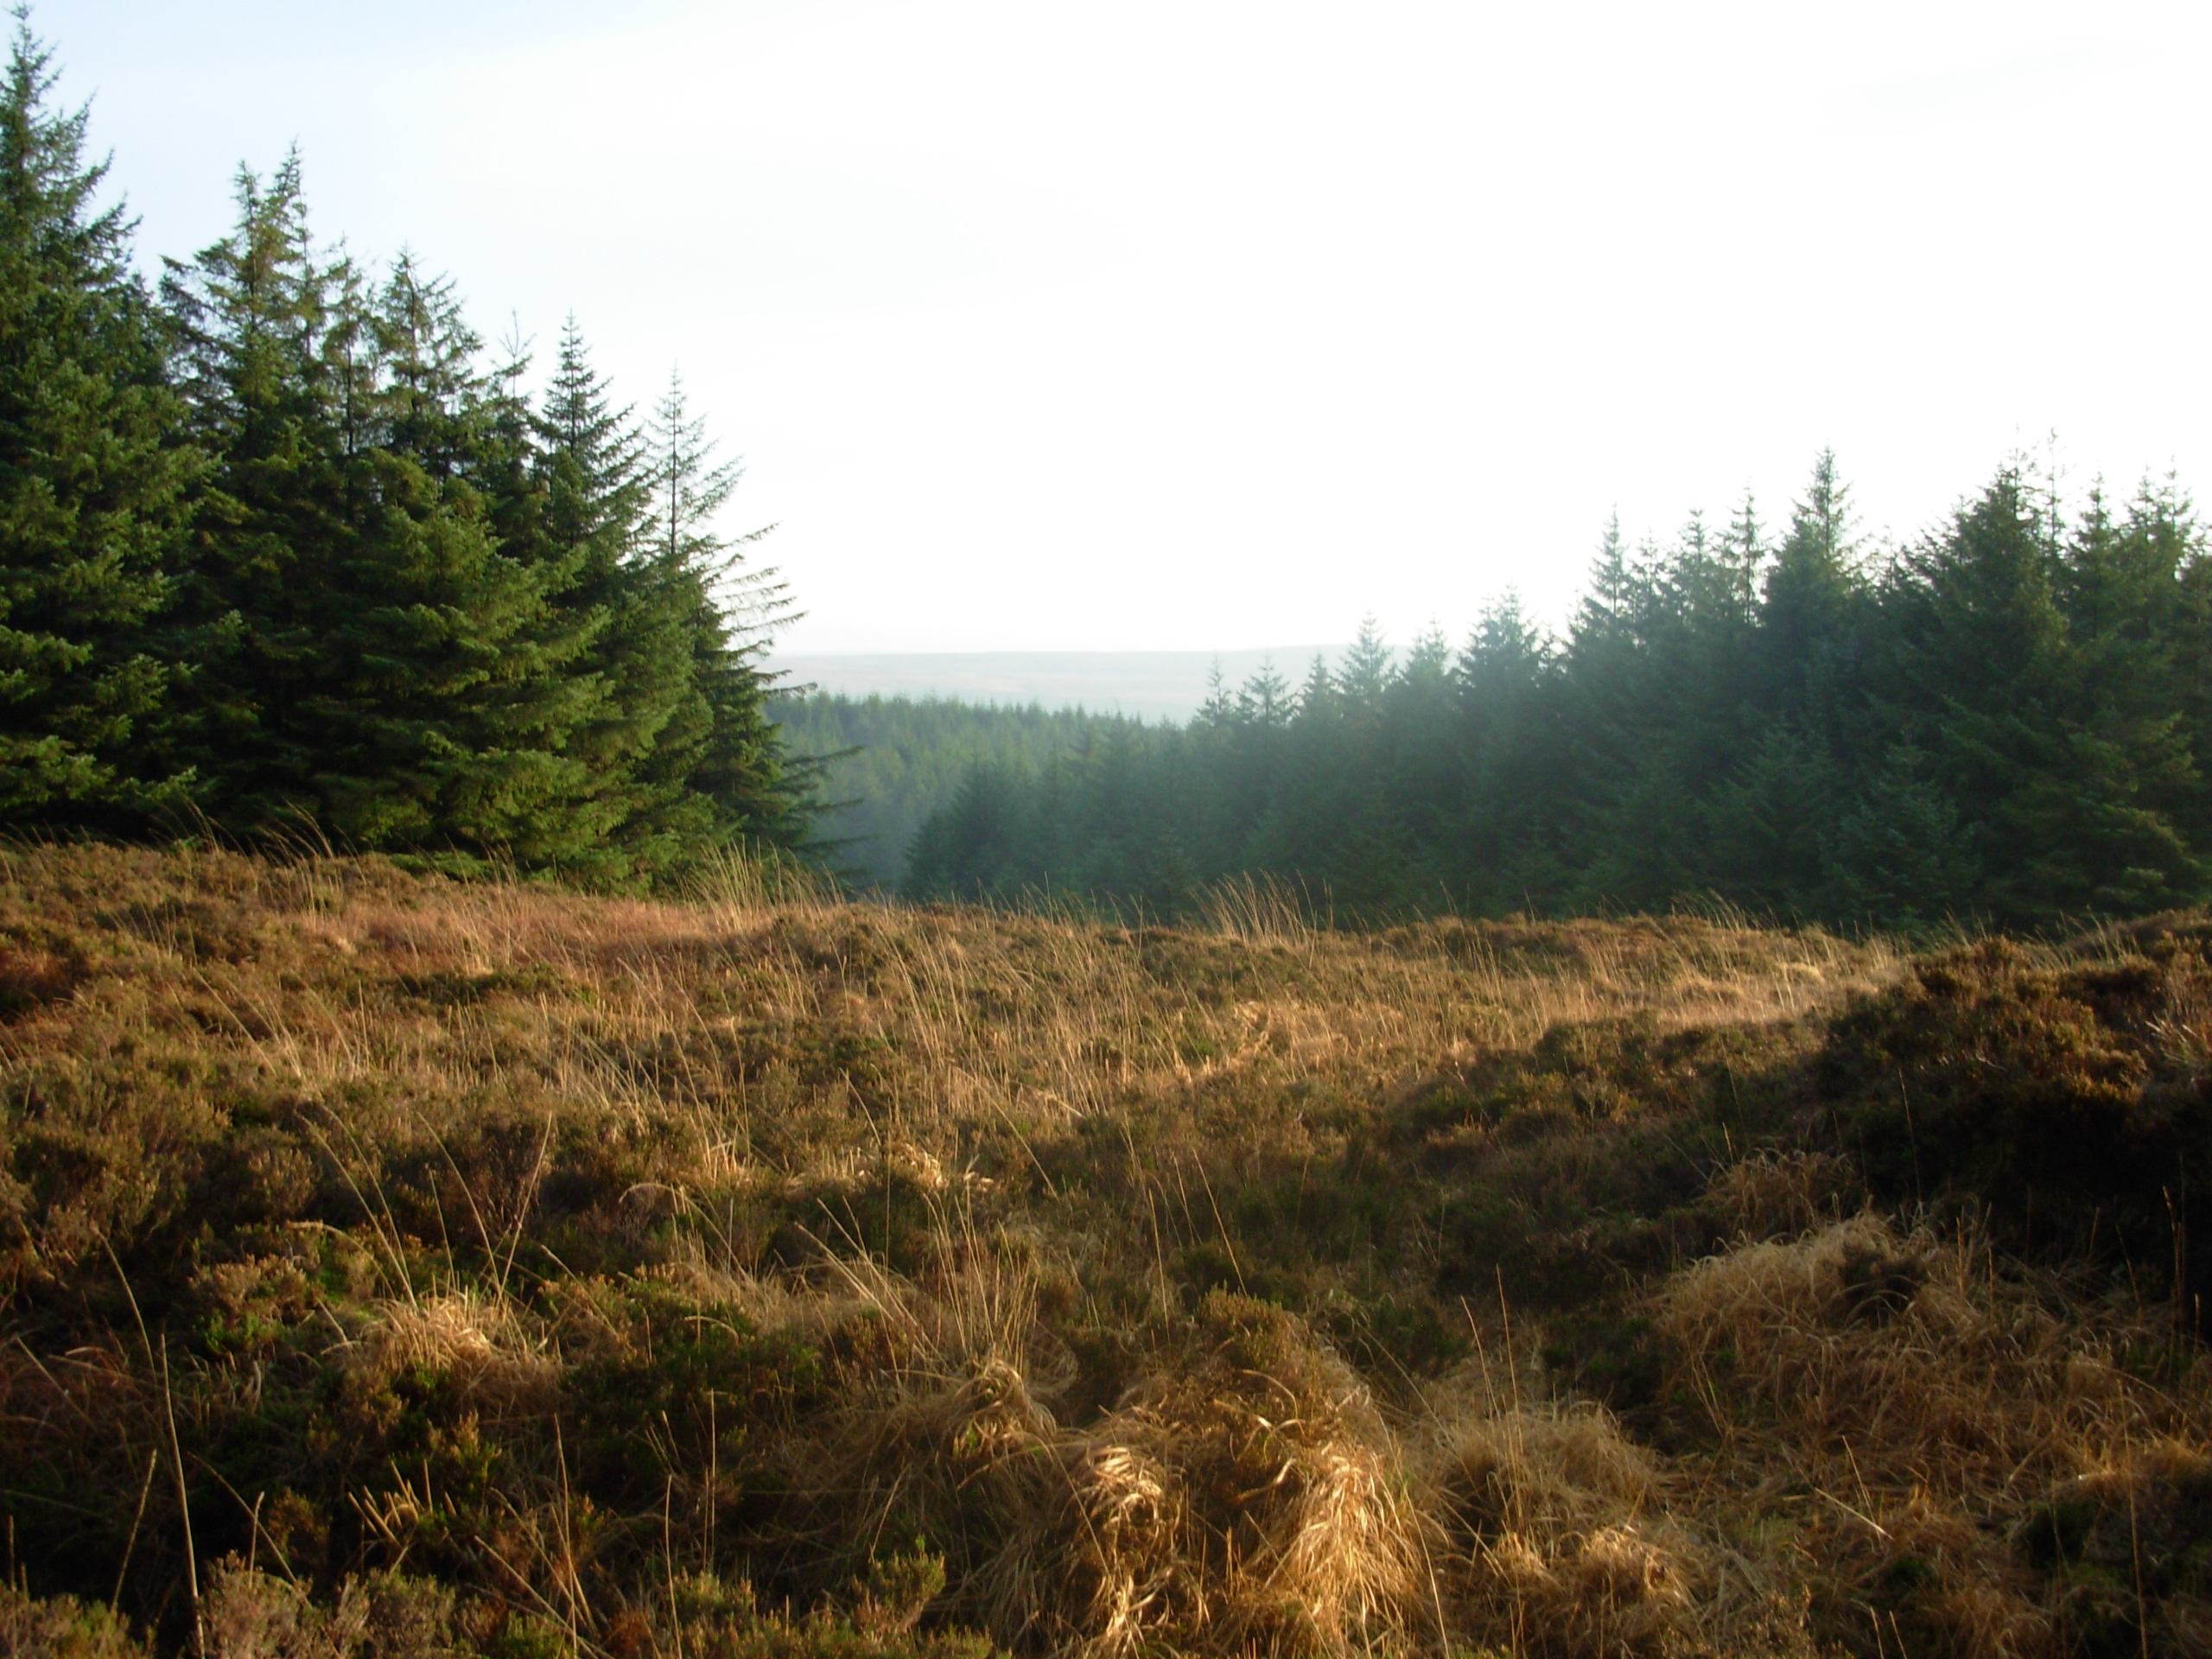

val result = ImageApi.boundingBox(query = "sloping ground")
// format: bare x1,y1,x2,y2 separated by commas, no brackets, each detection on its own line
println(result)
2,846,2207,1657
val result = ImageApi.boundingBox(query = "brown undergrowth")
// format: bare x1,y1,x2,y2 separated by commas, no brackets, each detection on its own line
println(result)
3,843,2208,1657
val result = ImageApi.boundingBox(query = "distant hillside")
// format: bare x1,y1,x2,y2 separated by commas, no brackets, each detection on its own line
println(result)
768,646,1346,721
772,692,1142,887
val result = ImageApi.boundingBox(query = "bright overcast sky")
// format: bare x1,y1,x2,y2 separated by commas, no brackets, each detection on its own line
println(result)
41,0,2212,653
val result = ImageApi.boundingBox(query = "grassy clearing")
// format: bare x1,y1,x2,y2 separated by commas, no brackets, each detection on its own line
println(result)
2,845,2207,1656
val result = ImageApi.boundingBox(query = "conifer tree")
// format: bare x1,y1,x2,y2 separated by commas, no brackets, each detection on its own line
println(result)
1574,510,1639,648
1338,616,1393,710
160,152,349,824
533,318,698,878
1558,514,1677,906
634,369,804,859
1823,741,1980,927
1883,467,2074,920
1454,594,1555,907
1294,653,1338,722
1721,487,1764,623
1192,659,1236,730
0,14,193,823
2035,480,2204,912
2145,480,2212,853
1233,656,1293,728
298,253,604,866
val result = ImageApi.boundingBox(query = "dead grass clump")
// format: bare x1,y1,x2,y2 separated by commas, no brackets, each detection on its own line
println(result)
1656,1215,1981,1432
1440,1401,1658,1537
1654,1217,2212,1656
1051,1295,1425,1657
1705,1150,1861,1241
800,1252,1074,1637
810,1288,1423,1657
344,1291,559,1415
1433,1402,1720,1657
1192,872,1324,955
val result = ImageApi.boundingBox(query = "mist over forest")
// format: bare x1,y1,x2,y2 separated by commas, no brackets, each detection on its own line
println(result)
897,453,2212,933
5,2,2208,939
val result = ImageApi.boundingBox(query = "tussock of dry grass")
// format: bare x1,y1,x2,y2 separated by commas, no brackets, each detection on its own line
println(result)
344,1291,561,1414
820,1291,1425,1657
1432,1401,1717,1658
1655,1215,2212,1656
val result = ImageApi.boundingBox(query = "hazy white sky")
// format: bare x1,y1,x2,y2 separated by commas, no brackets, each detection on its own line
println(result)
41,1,2212,653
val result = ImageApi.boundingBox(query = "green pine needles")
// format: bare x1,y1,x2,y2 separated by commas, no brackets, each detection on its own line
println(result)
0,16,808,882
0,12,195,824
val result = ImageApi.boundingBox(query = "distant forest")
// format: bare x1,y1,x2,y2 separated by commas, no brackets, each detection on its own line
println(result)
11,7,2212,935
0,20,806,883
771,694,1141,887
909,454,2212,933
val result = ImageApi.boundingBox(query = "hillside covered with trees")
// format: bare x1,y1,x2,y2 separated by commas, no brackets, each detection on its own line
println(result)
771,693,1146,887
0,18,806,883
910,454,2211,933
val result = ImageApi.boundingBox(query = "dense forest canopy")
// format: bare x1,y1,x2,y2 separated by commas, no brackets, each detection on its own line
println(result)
908,453,2212,933
0,16,806,881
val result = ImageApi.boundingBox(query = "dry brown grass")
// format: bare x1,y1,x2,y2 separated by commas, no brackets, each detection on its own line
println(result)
1430,1397,1718,1657
1655,1213,2212,1657
3,843,2208,1658
802,1274,1426,1659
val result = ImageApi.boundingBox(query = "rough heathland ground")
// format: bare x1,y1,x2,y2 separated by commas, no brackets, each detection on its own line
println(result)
3,846,2209,1657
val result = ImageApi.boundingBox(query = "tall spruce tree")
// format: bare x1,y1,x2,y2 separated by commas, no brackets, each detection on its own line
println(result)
533,318,700,880
0,15,193,823
2143,479,2212,855
160,152,349,825
2035,480,2204,912
636,369,804,860
1885,467,2074,921
1453,592,1560,908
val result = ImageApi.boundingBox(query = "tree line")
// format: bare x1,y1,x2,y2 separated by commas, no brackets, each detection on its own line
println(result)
909,453,2211,933
0,18,806,883
770,692,1143,888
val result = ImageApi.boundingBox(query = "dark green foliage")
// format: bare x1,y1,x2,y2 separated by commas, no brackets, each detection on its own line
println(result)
159,153,349,824
301,255,608,865
909,450,2212,934
0,16,194,824
620,370,810,867
0,11,809,878
772,692,1144,888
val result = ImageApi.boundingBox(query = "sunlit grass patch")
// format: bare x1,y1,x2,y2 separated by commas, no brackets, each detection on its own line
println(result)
3,843,2208,1656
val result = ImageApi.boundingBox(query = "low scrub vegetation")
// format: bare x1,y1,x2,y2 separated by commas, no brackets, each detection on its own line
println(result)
3,845,2208,1656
